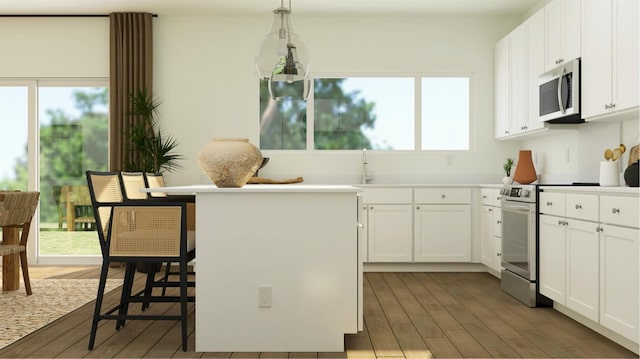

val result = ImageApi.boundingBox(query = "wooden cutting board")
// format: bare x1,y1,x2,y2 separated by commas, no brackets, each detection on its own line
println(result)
629,145,639,166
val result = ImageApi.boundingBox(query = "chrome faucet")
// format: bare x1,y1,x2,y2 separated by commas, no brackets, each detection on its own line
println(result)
361,148,372,184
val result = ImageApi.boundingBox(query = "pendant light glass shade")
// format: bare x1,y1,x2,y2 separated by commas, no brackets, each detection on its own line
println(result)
256,3,309,89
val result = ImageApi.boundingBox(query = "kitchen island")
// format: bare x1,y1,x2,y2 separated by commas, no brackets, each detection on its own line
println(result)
144,184,362,352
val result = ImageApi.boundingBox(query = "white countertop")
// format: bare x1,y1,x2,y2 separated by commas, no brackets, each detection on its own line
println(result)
143,184,361,194
539,185,640,195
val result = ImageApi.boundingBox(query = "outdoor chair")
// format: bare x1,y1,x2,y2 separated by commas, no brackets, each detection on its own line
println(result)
85,171,195,351
0,190,40,295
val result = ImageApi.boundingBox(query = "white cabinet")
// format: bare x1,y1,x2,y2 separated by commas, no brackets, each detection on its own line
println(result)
367,204,413,262
362,188,413,263
480,188,502,275
582,0,639,120
539,192,600,319
494,8,548,139
538,188,639,347
414,204,471,262
509,23,527,136
539,214,567,304
600,224,639,342
565,219,600,322
526,8,546,133
413,188,471,262
494,35,511,139
544,0,581,71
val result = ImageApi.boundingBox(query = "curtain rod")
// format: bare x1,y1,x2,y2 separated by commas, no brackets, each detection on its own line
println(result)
0,14,158,17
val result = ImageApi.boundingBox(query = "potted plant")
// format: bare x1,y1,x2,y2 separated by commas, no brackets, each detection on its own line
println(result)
125,89,182,273
502,157,514,184
125,88,182,174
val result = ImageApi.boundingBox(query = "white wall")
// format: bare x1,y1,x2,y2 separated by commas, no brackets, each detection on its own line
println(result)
154,14,523,185
0,18,109,77
522,117,640,184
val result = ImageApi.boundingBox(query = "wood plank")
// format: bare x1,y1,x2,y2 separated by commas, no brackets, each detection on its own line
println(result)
1,269,637,359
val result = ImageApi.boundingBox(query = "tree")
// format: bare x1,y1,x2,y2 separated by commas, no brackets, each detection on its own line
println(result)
0,88,109,223
259,78,378,150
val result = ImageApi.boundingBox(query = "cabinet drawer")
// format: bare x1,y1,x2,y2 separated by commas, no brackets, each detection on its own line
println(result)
540,192,565,216
565,194,598,221
600,195,640,228
481,188,501,206
361,188,412,204
414,188,470,204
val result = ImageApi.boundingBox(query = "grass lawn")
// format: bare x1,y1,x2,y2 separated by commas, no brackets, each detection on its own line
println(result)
39,228,101,255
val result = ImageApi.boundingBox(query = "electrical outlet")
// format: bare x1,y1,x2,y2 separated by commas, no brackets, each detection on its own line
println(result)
258,285,272,308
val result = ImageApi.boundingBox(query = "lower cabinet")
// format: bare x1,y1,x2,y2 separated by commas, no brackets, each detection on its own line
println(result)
600,224,639,342
363,187,472,263
480,205,502,273
566,219,600,322
540,215,599,321
414,204,471,262
538,189,639,346
367,204,413,262
539,214,567,303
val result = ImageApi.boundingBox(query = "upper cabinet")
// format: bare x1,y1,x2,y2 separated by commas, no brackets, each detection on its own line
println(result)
582,0,639,120
494,8,547,140
545,0,581,71
494,35,511,138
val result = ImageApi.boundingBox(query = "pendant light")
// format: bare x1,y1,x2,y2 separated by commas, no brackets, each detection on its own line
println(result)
255,0,310,100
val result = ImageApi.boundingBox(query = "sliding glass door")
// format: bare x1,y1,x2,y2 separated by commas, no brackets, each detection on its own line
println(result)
0,79,109,264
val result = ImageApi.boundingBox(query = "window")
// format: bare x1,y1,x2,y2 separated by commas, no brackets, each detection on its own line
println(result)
259,75,472,151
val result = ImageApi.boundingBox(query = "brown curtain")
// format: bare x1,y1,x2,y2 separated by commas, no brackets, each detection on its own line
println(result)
109,12,153,171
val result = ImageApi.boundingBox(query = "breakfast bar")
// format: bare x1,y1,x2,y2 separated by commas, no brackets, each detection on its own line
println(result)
145,184,362,352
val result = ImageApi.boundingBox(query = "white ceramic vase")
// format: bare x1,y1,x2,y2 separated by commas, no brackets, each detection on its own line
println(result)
502,176,513,184
197,138,263,187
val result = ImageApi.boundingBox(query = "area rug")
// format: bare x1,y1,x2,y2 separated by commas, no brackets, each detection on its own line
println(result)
0,278,120,349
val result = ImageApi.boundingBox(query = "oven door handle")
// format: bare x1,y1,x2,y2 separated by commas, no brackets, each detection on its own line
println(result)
501,203,532,212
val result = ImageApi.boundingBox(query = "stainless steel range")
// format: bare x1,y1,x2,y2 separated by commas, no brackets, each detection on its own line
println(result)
500,184,552,307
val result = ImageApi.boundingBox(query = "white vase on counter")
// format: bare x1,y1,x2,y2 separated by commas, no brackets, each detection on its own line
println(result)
599,160,620,187
502,176,513,184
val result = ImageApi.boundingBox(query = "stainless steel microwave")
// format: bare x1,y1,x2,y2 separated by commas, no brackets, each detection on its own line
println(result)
538,58,583,123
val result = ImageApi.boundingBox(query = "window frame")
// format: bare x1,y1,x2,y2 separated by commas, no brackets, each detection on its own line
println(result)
259,72,475,153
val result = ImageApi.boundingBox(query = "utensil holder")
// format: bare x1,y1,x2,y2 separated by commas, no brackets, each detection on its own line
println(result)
599,161,619,187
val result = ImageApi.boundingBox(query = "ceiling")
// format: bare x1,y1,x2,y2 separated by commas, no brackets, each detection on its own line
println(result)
0,0,543,17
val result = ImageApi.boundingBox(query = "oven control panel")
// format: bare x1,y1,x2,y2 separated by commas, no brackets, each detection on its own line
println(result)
501,185,536,202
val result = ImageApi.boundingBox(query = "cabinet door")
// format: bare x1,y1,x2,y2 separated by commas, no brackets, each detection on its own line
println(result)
539,214,566,304
495,35,511,138
510,23,527,135
367,204,413,262
582,0,613,118
562,0,581,63
360,203,368,263
414,205,471,262
480,206,495,267
612,0,639,112
565,219,600,321
600,224,639,342
493,235,502,273
545,0,563,70
526,8,546,131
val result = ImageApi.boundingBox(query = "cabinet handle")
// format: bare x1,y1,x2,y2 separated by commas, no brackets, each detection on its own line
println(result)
611,208,620,214
363,205,367,210
611,103,616,109
557,220,563,225
504,130,509,134
370,206,374,210
546,201,553,206
441,194,446,199
416,206,420,210
497,253,502,257
482,195,487,199
497,220,502,224
575,204,582,210
488,208,493,212
596,226,603,232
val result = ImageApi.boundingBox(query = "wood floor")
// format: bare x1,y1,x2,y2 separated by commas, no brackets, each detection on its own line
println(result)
0,267,636,358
